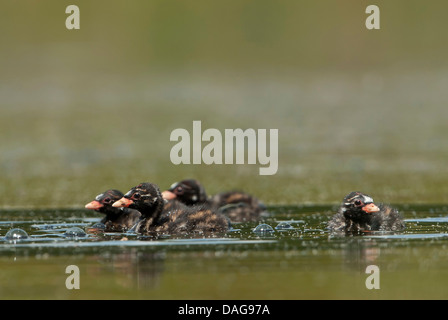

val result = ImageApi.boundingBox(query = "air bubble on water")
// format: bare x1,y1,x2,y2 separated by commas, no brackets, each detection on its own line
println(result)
88,222,106,231
253,224,275,235
5,228,29,241
275,222,293,230
63,227,87,238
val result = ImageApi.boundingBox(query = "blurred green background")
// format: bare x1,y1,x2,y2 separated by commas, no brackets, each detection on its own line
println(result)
1,0,448,208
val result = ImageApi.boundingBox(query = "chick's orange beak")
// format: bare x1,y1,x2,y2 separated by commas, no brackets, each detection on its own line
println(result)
162,190,177,200
362,203,380,213
85,200,103,210
112,197,134,208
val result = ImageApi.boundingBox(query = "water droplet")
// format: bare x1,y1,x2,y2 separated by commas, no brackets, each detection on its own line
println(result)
63,227,87,238
89,222,106,230
253,224,275,235
5,228,29,241
275,222,293,230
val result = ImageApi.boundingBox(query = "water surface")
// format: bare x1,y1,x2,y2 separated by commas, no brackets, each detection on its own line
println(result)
1,204,448,299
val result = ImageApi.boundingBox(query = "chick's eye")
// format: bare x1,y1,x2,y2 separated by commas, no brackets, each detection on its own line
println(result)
133,193,141,199
176,186,184,194
354,200,362,206
103,198,111,203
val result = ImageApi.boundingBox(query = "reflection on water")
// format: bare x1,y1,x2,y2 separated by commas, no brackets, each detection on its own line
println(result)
1,204,448,299
89,249,166,290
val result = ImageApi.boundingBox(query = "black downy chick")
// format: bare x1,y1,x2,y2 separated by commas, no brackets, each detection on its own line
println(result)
85,189,141,232
328,191,405,233
113,182,230,237
162,179,267,223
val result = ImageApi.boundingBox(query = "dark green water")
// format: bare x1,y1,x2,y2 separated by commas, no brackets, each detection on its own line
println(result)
1,204,448,299
1,0,448,301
